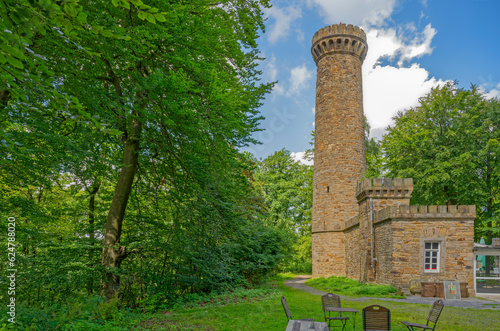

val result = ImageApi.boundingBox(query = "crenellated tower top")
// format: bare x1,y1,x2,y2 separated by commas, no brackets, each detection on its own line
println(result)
356,178,414,203
311,23,368,64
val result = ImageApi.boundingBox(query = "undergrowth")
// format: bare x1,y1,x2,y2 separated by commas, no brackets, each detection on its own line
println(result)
0,282,279,331
305,276,405,298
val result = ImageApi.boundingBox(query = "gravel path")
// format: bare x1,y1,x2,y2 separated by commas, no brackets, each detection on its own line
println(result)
284,275,500,310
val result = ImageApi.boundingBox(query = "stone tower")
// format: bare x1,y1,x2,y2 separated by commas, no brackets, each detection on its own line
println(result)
311,23,368,277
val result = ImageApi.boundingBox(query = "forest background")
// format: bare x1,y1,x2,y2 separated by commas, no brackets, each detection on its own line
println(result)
0,0,499,329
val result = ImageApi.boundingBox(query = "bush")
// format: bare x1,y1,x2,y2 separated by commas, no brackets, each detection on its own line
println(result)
305,276,403,298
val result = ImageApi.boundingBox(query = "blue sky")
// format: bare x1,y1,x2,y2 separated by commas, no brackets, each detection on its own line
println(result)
244,0,500,162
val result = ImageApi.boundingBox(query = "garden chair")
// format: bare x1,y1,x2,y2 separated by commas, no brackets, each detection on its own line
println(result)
363,305,391,331
402,299,444,330
281,296,314,322
321,293,350,330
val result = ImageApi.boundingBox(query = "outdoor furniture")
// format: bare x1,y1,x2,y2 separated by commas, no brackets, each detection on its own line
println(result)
362,305,391,331
281,296,314,322
321,293,357,330
285,320,329,331
402,299,444,330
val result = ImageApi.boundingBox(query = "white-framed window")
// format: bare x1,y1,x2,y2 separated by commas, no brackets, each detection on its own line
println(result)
424,242,440,273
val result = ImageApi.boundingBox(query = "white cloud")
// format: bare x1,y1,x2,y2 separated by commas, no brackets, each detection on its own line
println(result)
362,24,447,130
399,24,436,65
287,64,314,96
306,0,397,26
263,54,285,96
363,64,446,128
478,75,500,99
479,82,500,99
266,55,278,82
296,29,305,42
272,82,285,95
264,5,302,44
364,24,436,70
291,151,314,165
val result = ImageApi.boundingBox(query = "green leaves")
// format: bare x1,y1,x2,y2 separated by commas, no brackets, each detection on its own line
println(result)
136,9,166,24
253,148,313,271
382,82,500,241
2,0,276,305
137,11,157,23
6,54,23,68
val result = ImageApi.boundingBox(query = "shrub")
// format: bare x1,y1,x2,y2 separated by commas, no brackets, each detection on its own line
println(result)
306,276,403,298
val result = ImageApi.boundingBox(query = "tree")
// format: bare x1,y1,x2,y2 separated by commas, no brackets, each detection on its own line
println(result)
382,82,500,241
254,149,313,271
254,149,312,232
3,0,273,300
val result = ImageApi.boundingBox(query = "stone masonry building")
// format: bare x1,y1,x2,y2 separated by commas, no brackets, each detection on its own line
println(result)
310,23,476,295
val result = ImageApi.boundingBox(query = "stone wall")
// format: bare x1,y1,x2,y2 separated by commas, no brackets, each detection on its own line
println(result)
344,179,476,295
344,223,362,281
374,205,476,295
312,231,346,277
373,221,393,284
311,23,368,277
353,178,413,283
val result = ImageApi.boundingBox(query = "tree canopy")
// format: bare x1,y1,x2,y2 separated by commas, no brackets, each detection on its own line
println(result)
382,82,500,241
253,148,313,272
1,0,281,305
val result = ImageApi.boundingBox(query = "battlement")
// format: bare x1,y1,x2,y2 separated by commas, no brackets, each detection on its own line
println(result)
312,23,367,44
311,23,368,64
373,205,477,224
356,178,413,202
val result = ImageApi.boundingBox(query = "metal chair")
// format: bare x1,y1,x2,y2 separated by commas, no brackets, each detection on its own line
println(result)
321,293,349,330
402,299,444,330
281,296,314,322
363,305,391,331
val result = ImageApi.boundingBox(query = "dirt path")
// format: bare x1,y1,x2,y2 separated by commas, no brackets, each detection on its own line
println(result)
284,275,500,310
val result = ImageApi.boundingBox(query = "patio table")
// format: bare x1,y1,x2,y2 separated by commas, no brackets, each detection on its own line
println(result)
285,319,329,331
324,307,359,330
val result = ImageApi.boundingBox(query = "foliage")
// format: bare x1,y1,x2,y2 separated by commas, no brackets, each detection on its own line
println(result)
1,0,285,315
0,282,279,330
254,149,312,232
382,82,500,242
305,276,402,298
6,274,489,331
253,149,313,273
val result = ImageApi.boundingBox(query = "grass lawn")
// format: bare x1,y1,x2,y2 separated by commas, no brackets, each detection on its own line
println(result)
144,274,500,330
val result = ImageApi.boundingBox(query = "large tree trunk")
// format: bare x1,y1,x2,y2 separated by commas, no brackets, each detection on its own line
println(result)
100,121,141,299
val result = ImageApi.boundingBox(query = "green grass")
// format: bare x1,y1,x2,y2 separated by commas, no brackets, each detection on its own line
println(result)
304,276,405,298
150,274,500,331
3,274,499,330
